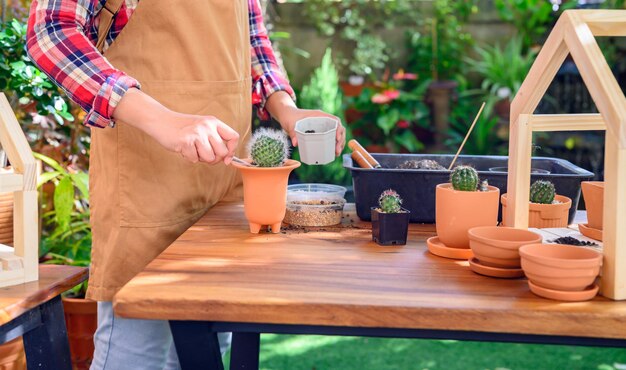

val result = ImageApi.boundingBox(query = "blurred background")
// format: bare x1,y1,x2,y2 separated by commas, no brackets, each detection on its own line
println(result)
1,1,625,369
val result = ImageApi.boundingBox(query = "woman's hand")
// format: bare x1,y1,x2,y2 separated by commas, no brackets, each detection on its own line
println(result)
114,88,239,164
266,91,346,156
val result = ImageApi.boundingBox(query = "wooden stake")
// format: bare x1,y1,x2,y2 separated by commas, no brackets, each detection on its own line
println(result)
448,102,486,170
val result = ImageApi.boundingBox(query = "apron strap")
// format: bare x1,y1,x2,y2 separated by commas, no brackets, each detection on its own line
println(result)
96,0,126,53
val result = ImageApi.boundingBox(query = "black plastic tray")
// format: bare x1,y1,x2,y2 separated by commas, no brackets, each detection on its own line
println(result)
343,154,594,224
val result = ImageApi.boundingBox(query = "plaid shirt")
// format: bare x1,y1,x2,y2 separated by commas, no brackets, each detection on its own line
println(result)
26,0,295,128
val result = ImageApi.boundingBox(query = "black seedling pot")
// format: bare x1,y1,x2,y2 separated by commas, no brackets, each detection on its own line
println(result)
371,207,410,246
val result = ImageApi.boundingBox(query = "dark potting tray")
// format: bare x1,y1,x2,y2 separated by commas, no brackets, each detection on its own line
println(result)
343,154,594,224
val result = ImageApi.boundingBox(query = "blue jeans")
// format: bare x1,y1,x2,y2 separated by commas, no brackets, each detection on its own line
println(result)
90,302,231,370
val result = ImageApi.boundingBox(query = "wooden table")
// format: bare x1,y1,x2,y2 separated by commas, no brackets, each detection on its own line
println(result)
114,203,626,370
0,264,88,370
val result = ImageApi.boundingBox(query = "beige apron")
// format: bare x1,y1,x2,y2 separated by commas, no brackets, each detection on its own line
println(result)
87,0,252,301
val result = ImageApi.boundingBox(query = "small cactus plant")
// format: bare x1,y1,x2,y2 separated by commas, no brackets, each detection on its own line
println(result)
450,166,479,191
248,128,290,167
378,189,402,213
530,180,555,204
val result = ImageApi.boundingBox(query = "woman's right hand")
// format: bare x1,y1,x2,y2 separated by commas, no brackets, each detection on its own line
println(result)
113,88,240,165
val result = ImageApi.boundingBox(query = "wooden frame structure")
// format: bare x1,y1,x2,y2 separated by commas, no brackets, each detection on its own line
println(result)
0,93,38,287
506,10,626,300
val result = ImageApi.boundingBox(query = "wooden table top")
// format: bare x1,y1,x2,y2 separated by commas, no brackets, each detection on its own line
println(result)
0,265,88,325
114,203,626,340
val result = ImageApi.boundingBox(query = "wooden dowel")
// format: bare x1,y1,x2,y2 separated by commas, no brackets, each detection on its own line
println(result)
448,102,486,170
351,151,373,169
348,140,381,168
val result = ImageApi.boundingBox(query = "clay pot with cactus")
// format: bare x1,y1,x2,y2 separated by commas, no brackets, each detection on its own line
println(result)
371,189,410,246
429,166,500,259
232,128,301,233
501,180,571,228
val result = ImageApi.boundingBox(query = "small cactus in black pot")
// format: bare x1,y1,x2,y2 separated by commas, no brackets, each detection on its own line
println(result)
451,166,479,191
372,189,410,246
530,180,556,204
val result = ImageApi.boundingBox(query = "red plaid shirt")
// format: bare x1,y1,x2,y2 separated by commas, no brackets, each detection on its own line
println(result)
26,0,295,128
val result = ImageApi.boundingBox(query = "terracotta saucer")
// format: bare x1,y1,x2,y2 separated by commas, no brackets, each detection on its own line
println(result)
469,257,524,278
528,280,599,302
578,223,602,242
426,236,473,260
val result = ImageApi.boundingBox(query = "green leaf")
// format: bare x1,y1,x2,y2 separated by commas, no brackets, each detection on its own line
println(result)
70,172,89,200
53,176,75,232
37,171,61,188
33,153,68,175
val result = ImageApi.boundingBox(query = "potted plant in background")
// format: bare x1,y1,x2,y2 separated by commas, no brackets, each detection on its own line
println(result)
501,180,572,228
407,0,475,150
371,189,410,246
232,128,301,234
580,181,604,241
350,69,429,153
36,153,95,370
428,165,499,259
466,36,537,121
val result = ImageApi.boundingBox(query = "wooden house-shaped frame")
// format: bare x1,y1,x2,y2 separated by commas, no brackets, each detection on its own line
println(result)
0,93,38,287
506,10,626,300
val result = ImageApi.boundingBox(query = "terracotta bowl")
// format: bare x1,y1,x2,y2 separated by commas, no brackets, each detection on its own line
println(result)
519,244,602,291
468,226,542,268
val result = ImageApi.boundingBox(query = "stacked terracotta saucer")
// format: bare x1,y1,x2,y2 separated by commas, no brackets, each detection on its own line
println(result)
467,226,542,278
520,243,602,302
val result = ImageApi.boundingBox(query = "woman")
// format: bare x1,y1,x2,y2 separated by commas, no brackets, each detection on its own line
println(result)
26,0,345,368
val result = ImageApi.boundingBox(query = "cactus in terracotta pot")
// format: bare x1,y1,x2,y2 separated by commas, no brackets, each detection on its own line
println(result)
432,165,499,257
232,128,300,234
450,166,479,191
249,128,290,167
501,180,572,228
378,189,402,213
530,180,555,204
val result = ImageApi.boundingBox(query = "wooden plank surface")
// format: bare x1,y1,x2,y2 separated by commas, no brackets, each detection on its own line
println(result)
0,265,88,325
114,203,626,340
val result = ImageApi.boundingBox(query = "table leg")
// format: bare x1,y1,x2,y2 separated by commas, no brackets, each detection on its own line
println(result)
170,321,224,370
229,332,260,370
22,295,72,370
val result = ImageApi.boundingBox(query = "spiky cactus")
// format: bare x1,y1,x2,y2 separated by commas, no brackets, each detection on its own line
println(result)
450,166,479,191
378,189,402,213
530,180,555,204
248,128,290,167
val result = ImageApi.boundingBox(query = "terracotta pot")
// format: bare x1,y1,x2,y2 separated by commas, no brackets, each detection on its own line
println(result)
468,226,542,268
0,191,13,246
501,194,572,228
581,181,604,230
232,159,301,233
519,243,602,291
63,297,98,370
0,337,26,370
435,184,500,249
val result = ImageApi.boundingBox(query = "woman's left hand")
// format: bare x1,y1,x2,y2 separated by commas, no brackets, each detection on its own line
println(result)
277,106,346,156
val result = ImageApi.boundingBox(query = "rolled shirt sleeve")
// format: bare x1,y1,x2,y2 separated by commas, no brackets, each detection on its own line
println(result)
26,0,139,128
248,0,296,121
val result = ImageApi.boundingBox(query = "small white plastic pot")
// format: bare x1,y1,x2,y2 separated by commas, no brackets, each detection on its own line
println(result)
295,117,338,165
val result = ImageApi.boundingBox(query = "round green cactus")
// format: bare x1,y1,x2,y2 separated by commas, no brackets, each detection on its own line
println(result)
450,165,479,191
530,180,555,204
248,128,290,167
378,189,402,213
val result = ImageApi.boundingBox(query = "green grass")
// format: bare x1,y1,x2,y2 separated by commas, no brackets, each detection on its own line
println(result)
224,335,626,370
